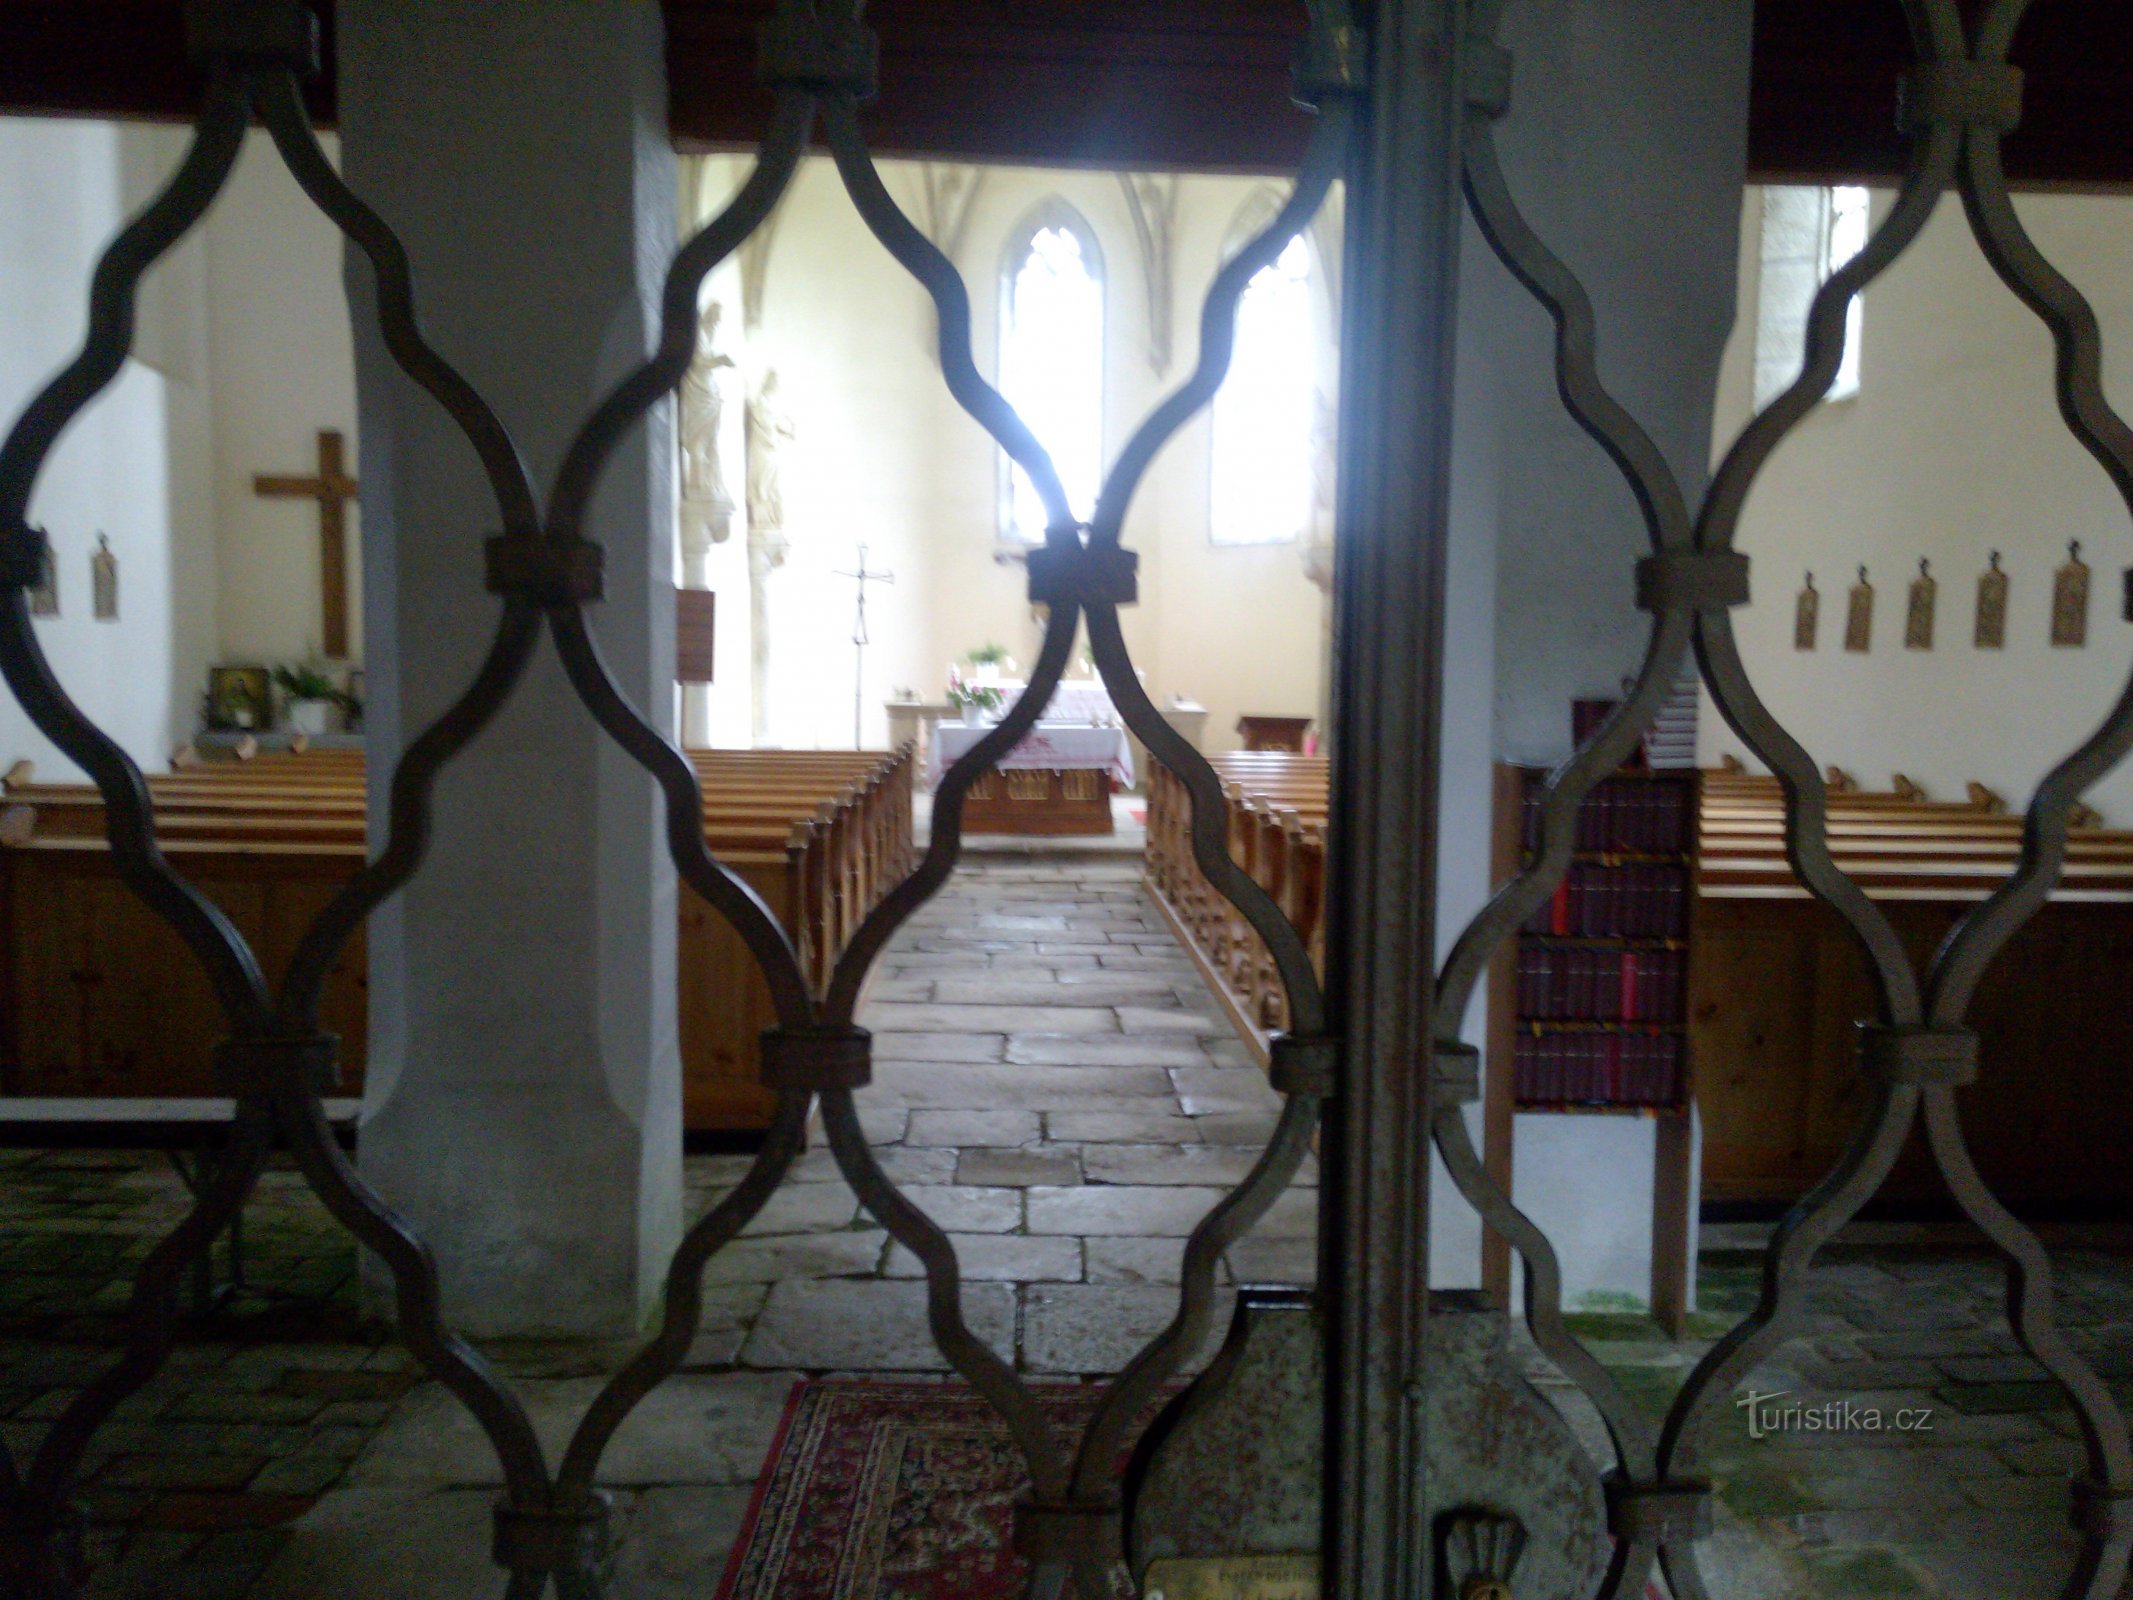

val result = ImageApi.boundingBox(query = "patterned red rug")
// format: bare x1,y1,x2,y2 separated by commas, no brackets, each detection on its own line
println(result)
716,1378,1664,1600
715,1379,1133,1600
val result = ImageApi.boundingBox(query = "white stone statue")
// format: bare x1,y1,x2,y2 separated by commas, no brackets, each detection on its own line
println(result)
679,300,737,555
745,370,797,743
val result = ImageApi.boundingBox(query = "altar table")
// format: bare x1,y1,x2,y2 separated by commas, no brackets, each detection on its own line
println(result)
930,722,1134,834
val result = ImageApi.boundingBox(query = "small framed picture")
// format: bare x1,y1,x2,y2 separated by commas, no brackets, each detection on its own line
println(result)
206,665,271,732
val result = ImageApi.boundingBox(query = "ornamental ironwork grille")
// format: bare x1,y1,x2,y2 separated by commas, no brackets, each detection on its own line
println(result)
0,1,2127,1597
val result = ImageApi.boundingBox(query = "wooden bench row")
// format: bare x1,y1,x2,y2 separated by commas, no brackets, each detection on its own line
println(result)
1143,752,1329,1049
1698,770,2133,901
0,745,914,1131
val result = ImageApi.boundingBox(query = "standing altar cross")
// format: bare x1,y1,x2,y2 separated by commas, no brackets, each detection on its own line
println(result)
254,428,359,659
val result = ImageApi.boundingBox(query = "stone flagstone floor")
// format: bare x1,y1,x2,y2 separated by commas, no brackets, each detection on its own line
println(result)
0,853,2126,1597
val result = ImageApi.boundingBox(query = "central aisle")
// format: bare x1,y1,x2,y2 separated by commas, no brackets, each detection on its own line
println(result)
701,853,1318,1376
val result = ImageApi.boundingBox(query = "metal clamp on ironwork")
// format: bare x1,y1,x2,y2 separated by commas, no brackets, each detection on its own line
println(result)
491,1493,614,1576
759,1025,873,1093
2071,1477,2133,1540
1465,39,1514,120
214,1034,341,1096
1011,1497,1121,1563
184,0,321,74
485,534,604,606
1636,550,1750,614
757,7,879,99
1432,1041,1482,1108
1899,62,2024,136
1604,1474,1713,1543
0,521,44,591
1856,1023,1979,1088
1027,541,1138,610
1269,1033,1340,1099
1293,23,1367,107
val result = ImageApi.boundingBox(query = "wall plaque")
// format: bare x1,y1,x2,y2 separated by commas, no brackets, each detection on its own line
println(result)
1794,572,1818,650
1975,551,2008,648
1905,558,1936,650
2053,539,2090,647
1845,566,1873,652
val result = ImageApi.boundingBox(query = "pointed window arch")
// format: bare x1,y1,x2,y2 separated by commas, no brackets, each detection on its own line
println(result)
997,203,1105,544
1210,210,1323,547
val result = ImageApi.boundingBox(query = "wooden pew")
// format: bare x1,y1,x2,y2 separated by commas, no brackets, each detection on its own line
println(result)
1143,752,1329,1057
1689,769,2133,1210
0,745,914,1133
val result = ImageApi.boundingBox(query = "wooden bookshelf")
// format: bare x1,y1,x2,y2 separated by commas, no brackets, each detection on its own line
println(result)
1483,764,1699,1334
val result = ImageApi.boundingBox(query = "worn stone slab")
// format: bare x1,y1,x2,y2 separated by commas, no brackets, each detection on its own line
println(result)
1006,1034,1207,1068
868,1003,1120,1035
1082,1144,1263,1187
872,1063,1174,1109
1047,1110,1202,1144
684,1285,772,1367
736,1184,861,1236
882,1234,1083,1283
906,1109,1043,1147
610,1485,756,1599
743,1279,1014,1370
956,1148,1083,1187
1085,1237,1192,1286
1021,1284,1235,1375
702,1231,888,1285
1172,1066,1284,1114
1026,1186,1231,1238
904,1185,1023,1234
1114,1006,1225,1035
789,1145,955,1186
932,979,1181,1008
1225,1235,1318,1285
871,1031,1008,1064
1188,1113,1283,1145
346,1371,799,1488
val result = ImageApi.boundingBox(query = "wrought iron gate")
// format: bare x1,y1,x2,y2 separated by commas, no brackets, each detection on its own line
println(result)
0,1,2129,1597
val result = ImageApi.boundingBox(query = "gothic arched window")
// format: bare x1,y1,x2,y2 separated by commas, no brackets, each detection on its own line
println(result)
1210,230,1319,546
998,205,1105,544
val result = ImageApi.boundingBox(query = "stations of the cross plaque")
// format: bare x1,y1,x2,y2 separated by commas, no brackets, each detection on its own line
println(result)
254,428,359,659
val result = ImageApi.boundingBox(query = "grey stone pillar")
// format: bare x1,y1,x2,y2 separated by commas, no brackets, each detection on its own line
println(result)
340,1,681,1336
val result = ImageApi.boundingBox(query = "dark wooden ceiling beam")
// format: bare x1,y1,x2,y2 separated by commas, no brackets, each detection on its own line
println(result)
0,1,2126,186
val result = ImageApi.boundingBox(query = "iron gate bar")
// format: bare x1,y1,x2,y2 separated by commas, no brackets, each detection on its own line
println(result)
1319,0,1464,1592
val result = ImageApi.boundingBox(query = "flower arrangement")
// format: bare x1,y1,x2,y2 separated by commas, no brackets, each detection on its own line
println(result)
945,663,1005,721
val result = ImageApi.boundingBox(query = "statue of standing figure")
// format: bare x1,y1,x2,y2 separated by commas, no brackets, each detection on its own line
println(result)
679,299,737,556
745,369,797,744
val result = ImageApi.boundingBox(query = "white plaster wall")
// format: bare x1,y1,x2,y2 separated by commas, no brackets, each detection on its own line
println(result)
203,132,361,669
1699,188,2133,821
686,156,1328,754
0,118,214,782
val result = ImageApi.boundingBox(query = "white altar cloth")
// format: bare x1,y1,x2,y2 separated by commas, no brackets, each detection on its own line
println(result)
999,679,1118,726
931,721,1136,791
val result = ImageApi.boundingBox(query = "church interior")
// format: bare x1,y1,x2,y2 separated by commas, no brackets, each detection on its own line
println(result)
0,3,2130,1598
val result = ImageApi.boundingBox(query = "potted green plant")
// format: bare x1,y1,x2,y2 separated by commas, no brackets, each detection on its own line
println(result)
273,663,346,737
965,641,1012,686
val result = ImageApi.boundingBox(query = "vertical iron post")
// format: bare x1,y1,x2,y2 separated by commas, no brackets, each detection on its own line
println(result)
1321,0,1468,1594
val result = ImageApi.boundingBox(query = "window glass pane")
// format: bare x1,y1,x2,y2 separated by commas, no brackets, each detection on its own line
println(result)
1000,221,1104,542
1826,185,1870,400
1211,234,1316,546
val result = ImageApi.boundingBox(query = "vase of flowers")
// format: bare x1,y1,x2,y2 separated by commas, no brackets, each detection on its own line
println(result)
965,641,1012,687
946,664,1005,726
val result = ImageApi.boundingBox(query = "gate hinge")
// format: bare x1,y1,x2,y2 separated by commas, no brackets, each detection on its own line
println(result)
491,1493,614,1577
485,535,604,607
1012,1497,1121,1564
758,7,879,100
759,1025,873,1093
185,0,321,75
1636,550,1751,614
1293,24,1367,107
1027,540,1138,610
1269,1033,1339,1099
1432,1041,1481,1108
215,1033,341,1096
1856,1023,1978,1088
1899,61,2024,137
1604,1474,1713,1543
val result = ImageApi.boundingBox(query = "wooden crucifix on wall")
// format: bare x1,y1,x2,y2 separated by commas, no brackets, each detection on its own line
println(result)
254,429,359,658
